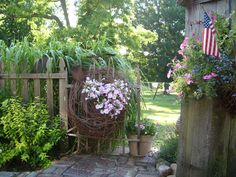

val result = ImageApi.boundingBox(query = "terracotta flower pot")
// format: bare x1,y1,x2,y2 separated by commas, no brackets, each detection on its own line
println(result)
128,134,138,156
139,135,154,156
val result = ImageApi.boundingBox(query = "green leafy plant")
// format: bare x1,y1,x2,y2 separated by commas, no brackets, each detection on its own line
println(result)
170,14,236,99
126,118,137,135
138,119,157,136
0,98,63,168
159,135,178,163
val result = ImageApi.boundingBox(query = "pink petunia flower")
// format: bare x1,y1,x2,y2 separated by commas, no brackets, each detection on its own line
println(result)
211,72,218,77
203,74,212,80
180,37,189,50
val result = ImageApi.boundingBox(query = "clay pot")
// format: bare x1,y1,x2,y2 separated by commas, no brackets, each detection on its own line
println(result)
128,134,138,156
139,135,154,156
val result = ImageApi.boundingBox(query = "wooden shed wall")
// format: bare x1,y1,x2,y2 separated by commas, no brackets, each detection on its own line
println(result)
184,0,229,38
177,0,236,177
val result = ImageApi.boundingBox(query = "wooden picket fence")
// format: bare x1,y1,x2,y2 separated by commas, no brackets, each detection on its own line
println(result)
0,59,68,131
0,59,142,155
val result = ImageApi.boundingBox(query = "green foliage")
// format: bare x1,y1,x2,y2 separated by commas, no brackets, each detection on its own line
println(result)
75,0,157,61
159,135,178,163
214,13,236,55
0,98,63,168
0,0,55,44
170,14,236,99
126,117,137,135
157,125,178,163
140,119,157,136
135,0,185,81
171,38,219,98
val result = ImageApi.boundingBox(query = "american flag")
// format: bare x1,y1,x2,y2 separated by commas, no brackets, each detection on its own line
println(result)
202,12,219,58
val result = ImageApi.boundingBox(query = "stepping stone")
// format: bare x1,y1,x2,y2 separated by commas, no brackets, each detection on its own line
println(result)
0,172,19,177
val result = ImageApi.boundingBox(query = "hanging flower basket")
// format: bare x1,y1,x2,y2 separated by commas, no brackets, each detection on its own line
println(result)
68,67,129,139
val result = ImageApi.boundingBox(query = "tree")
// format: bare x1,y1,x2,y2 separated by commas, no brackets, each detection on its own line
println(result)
135,0,185,81
76,0,156,58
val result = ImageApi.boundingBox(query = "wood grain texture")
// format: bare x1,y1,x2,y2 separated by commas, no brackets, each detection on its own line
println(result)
177,98,235,177
34,79,40,98
59,59,68,130
22,79,29,102
0,61,4,88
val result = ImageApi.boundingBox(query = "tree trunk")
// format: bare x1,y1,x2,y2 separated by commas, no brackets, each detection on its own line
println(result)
60,0,71,27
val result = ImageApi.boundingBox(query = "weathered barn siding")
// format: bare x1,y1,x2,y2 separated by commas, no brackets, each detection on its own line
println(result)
177,0,236,177
182,0,229,38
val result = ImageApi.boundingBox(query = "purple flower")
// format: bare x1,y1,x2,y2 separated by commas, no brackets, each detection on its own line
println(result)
177,92,184,98
203,72,218,80
203,75,212,80
139,124,145,130
175,63,182,69
184,73,192,79
187,79,194,85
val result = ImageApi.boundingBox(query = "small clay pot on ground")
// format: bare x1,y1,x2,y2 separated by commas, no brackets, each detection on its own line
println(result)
128,134,138,156
139,135,154,156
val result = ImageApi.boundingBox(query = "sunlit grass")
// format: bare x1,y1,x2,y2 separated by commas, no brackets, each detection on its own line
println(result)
141,87,180,148
141,88,180,124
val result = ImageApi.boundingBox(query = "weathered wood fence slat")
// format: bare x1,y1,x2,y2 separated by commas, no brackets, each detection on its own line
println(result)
0,59,68,132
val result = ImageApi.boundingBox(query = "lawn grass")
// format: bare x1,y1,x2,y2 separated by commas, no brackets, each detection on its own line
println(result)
141,88,181,149
141,89,180,124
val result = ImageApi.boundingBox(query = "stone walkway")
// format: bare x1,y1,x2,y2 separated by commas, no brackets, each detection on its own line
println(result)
0,155,160,177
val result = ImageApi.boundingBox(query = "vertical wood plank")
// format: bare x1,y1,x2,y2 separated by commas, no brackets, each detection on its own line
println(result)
0,61,4,89
45,53,54,117
86,138,89,152
22,79,29,102
59,59,68,130
177,99,189,177
46,78,54,116
109,140,112,153
77,132,80,154
34,79,40,98
122,139,125,155
97,140,101,154
227,117,236,177
11,65,16,95
136,65,141,134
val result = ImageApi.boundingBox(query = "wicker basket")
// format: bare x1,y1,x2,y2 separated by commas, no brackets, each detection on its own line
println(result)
68,67,126,139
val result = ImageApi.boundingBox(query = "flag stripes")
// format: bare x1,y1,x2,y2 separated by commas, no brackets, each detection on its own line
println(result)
202,12,219,58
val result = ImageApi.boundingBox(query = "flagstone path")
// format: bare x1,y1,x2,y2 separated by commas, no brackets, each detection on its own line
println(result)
0,155,160,177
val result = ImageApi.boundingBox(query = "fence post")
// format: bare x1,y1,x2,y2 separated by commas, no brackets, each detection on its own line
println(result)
46,61,54,116
59,59,68,131
11,65,17,95
136,65,141,155
0,61,4,89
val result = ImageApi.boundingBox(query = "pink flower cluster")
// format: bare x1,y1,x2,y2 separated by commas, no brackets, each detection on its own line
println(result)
203,72,218,80
82,77,129,118
179,37,189,56
184,73,194,85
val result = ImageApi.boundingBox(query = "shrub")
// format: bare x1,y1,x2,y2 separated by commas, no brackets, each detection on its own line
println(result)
159,135,178,163
0,98,63,168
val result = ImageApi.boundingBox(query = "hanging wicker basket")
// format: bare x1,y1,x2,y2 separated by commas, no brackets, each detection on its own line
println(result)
68,66,127,139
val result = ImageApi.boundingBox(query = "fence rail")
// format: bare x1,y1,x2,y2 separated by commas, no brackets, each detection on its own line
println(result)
0,59,68,131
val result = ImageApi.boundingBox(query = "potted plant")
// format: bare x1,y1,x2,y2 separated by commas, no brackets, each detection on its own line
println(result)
138,119,157,156
126,119,138,156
